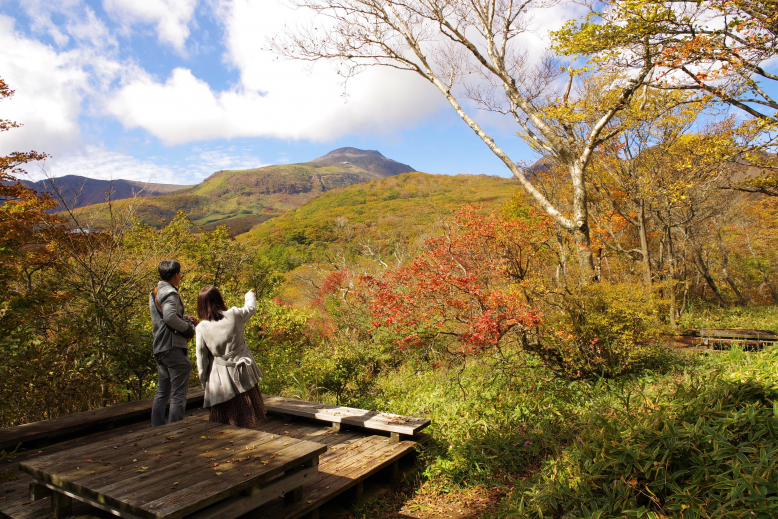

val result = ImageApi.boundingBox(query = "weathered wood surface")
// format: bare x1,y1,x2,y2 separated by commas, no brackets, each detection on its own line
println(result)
263,395,430,436
0,389,205,453
1,409,420,519
240,417,417,519
17,419,324,519
699,328,778,340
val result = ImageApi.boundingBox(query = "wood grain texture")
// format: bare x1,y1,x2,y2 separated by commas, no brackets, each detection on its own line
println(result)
17,421,324,519
2,396,424,519
263,396,430,435
0,390,205,452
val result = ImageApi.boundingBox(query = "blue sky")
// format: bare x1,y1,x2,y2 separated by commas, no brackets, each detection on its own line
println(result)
0,0,547,185
1,1,775,186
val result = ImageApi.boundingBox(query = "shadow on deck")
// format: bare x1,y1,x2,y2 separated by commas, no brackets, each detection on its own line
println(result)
0,392,429,519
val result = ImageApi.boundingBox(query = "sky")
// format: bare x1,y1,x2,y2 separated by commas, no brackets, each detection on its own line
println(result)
0,0,564,186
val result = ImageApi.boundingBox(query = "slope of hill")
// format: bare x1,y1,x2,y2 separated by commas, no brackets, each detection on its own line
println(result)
16,176,187,210
81,148,416,234
242,171,521,265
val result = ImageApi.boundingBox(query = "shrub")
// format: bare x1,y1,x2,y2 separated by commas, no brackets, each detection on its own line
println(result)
530,283,666,379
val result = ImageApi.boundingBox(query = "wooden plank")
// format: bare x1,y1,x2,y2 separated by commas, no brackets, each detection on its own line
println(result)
3,407,427,519
75,426,265,504
29,479,144,519
243,438,416,519
110,432,305,507
187,466,317,519
71,426,282,512
263,396,430,436
145,441,325,518
699,328,778,340
18,422,325,519
20,420,215,477
0,390,205,452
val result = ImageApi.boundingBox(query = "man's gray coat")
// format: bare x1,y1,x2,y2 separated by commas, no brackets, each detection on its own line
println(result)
150,281,194,355
195,291,262,408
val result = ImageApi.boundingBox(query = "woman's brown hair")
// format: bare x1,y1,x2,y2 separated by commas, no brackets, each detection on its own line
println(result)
197,285,228,321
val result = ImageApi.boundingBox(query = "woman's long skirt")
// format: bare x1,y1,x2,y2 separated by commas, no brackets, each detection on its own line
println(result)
209,384,267,428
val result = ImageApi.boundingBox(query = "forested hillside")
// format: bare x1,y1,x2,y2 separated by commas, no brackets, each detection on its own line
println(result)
73,148,415,235
244,172,517,266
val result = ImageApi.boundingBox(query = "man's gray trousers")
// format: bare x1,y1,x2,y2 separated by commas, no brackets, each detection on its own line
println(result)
151,347,192,427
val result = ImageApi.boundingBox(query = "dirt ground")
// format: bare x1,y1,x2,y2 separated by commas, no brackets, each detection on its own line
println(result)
377,486,507,519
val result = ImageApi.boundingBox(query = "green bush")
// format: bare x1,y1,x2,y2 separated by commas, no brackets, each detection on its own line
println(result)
532,283,667,379
508,373,778,519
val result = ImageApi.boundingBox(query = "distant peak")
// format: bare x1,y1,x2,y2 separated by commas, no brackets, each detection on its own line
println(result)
317,147,386,160
310,147,415,178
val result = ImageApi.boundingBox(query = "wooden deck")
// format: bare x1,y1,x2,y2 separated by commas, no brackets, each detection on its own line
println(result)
0,400,424,519
0,392,205,453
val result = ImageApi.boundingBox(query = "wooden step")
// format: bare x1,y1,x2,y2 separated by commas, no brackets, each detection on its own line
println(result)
262,396,430,438
0,390,205,453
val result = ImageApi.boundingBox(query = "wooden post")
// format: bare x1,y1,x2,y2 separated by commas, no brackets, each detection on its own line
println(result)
390,432,400,443
391,460,400,483
308,508,320,519
354,481,364,502
285,485,303,503
51,492,72,519
283,414,293,423
29,483,52,501
242,484,259,497
331,422,342,432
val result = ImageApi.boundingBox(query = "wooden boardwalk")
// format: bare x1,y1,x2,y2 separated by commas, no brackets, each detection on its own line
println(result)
0,392,205,453
0,400,424,519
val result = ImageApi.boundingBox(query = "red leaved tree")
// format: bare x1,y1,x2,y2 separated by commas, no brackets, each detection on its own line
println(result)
361,205,552,356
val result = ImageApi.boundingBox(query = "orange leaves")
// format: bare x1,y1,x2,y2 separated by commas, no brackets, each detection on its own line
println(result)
360,205,551,355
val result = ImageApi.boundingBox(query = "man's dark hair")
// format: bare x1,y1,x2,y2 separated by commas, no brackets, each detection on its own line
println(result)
158,260,181,281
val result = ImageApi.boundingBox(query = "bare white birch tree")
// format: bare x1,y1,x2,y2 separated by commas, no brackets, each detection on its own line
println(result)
269,0,657,279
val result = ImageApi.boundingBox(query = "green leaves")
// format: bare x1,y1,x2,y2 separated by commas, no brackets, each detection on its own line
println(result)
516,374,778,518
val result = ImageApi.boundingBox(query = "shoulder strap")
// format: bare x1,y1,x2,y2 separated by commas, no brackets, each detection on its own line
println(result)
152,287,164,316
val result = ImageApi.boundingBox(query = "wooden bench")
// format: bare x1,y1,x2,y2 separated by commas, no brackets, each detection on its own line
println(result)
0,390,205,453
699,328,778,350
262,396,430,442
18,419,325,519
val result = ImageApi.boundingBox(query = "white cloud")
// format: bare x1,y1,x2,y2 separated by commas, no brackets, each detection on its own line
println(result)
103,0,198,52
31,146,188,184
0,15,91,157
102,0,445,145
20,0,117,49
25,145,269,185
187,147,267,176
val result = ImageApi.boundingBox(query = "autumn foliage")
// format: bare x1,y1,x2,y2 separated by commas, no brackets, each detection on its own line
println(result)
361,205,551,355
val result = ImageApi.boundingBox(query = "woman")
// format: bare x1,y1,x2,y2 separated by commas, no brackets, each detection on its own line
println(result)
195,286,266,428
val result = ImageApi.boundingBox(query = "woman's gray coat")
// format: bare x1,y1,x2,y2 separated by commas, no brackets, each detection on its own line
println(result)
195,291,262,408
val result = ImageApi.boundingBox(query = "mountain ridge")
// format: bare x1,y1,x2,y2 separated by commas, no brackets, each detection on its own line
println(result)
9,176,188,210
71,148,417,235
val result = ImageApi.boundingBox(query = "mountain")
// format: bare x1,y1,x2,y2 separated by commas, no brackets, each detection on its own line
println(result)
77,148,417,235
312,147,415,177
242,171,520,263
12,176,188,210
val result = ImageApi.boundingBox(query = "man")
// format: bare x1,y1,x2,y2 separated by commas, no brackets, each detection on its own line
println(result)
150,260,198,427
